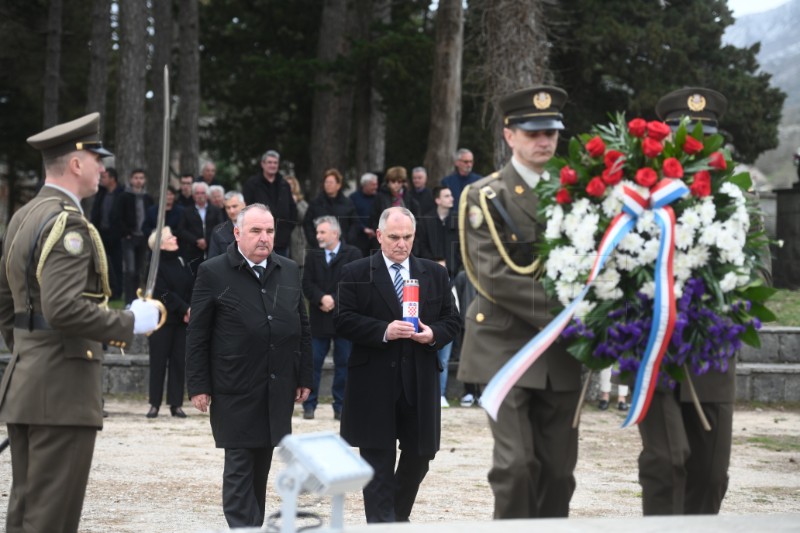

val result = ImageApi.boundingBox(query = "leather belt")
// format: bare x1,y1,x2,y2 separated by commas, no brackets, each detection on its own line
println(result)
14,313,52,331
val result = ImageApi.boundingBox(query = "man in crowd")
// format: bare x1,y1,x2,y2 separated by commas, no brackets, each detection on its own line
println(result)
334,207,460,523
197,160,220,187
186,204,312,528
120,168,154,303
441,148,481,208
349,172,379,257
636,87,735,516
208,191,246,258
301,216,362,421
0,113,161,533
90,166,125,300
241,150,297,257
416,185,461,408
208,184,226,209
177,173,196,208
458,86,582,518
177,181,225,275
409,166,435,216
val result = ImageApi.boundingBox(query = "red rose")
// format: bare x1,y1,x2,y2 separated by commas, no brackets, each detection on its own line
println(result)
586,136,606,158
642,137,664,158
586,177,606,197
556,188,572,204
559,166,578,185
662,157,684,179
635,167,658,188
628,118,647,138
690,170,711,197
604,149,624,168
709,151,727,170
646,121,671,141
601,167,623,185
683,136,704,155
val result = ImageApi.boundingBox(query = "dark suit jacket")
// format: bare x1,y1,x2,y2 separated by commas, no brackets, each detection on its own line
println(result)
208,219,235,259
302,243,362,337
152,251,193,325
119,190,155,238
302,192,360,247
241,173,297,250
416,209,462,278
334,254,460,455
90,185,126,241
176,203,225,268
185,245,313,448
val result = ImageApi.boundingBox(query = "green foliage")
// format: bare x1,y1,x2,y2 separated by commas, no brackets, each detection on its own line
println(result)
548,0,786,164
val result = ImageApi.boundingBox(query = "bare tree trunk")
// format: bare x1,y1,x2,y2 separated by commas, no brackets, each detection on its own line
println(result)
309,0,356,191
43,0,63,129
353,0,389,178
86,0,111,133
147,0,173,194
178,0,200,178
116,0,148,183
474,0,552,168
423,0,463,185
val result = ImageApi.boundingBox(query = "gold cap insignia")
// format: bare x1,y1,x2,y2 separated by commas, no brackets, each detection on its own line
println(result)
468,205,485,229
515,185,525,195
476,312,485,323
63,231,84,255
687,94,706,112
533,92,552,110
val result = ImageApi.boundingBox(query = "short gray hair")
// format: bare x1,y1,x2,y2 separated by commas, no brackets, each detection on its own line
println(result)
412,166,426,175
191,181,209,194
360,172,378,186
236,203,271,229
261,150,280,162
208,185,225,196
454,148,472,160
314,215,341,235
378,207,416,232
224,191,245,203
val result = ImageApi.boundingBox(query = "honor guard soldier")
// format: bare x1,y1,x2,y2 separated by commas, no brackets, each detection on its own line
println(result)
637,87,737,515
457,86,582,518
0,113,162,533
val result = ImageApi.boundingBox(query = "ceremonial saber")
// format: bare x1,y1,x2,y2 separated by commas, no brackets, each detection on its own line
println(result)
136,64,170,332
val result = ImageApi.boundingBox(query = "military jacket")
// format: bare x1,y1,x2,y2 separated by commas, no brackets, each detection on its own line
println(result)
0,186,134,428
456,162,581,391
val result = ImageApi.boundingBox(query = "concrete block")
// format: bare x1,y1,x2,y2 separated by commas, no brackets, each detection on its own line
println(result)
740,331,781,363
780,331,800,363
735,372,751,401
751,374,785,403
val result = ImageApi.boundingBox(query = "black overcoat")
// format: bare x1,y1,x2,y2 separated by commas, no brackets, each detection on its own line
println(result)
185,244,313,448
334,253,460,455
302,243,362,337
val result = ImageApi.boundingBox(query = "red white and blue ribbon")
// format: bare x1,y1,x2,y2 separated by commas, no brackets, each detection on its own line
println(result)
480,179,689,428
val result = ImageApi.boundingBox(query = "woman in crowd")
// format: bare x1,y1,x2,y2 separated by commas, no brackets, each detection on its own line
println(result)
145,226,194,418
303,168,359,245
368,166,419,232
285,174,309,268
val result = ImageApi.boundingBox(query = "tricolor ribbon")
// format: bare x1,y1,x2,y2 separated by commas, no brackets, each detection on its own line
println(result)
479,179,689,428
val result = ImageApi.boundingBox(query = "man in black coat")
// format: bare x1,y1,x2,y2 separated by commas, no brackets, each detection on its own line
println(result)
334,206,460,523
301,215,362,420
208,191,246,259
186,204,313,528
90,167,125,299
176,181,225,275
416,185,462,278
241,150,297,258
119,169,154,303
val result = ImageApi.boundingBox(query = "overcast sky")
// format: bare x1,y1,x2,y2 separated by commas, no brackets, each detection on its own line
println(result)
727,0,790,16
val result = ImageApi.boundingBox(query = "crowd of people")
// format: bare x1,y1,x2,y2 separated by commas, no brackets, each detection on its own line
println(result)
0,83,736,532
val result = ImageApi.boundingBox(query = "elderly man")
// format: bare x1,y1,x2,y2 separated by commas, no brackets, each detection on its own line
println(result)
0,113,161,533
198,160,220,186
241,150,297,257
441,148,481,208
208,184,226,209
349,172,379,256
458,86,582,519
208,191,246,258
301,216,362,420
186,203,312,528
334,207,460,523
176,181,225,274
409,166,435,215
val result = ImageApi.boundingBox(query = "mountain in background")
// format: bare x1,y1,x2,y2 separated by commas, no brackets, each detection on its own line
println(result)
724,0,800,187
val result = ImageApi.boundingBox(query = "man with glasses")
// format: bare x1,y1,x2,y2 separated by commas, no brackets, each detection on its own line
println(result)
458,86,582,519
441,148,481,208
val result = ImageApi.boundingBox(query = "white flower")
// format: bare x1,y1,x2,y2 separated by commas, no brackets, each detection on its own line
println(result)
674,280,684,299
674,223,694,251
614,251,638,272
545,206,564,240
618,232,645,253
679,207,702,232
574,300,597,321
698,198,716,226
720,182,744,200
556,280,584,306
635,210,658,235
602,193,623,218
686,245,710,269
639,239,661,265
593,267,623,300
720,271,738,292
673,251,693,281
639,281,656,299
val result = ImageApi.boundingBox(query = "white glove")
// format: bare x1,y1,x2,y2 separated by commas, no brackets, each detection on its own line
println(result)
130,298,160,334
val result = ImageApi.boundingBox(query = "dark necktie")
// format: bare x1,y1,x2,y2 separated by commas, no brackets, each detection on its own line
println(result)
328,251,336,264
391,263,404,303
252,265,265,279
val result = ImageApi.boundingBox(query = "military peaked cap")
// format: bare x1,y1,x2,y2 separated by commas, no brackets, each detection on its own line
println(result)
655,87,728,134
500,85,568,131
27,112,113,160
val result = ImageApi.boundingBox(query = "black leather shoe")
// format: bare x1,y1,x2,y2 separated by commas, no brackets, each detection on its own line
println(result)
334,410,342,421
618,401,629,412
146,406,159,418
303,408,315,420
170,406,187,418
598,399,609,411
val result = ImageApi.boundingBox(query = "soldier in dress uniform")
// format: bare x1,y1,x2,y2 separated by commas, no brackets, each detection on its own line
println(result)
457,86,583,518
0,113,162,533
636,87,736,515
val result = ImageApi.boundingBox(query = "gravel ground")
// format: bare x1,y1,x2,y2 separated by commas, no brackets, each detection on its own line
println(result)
1,398,799,532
